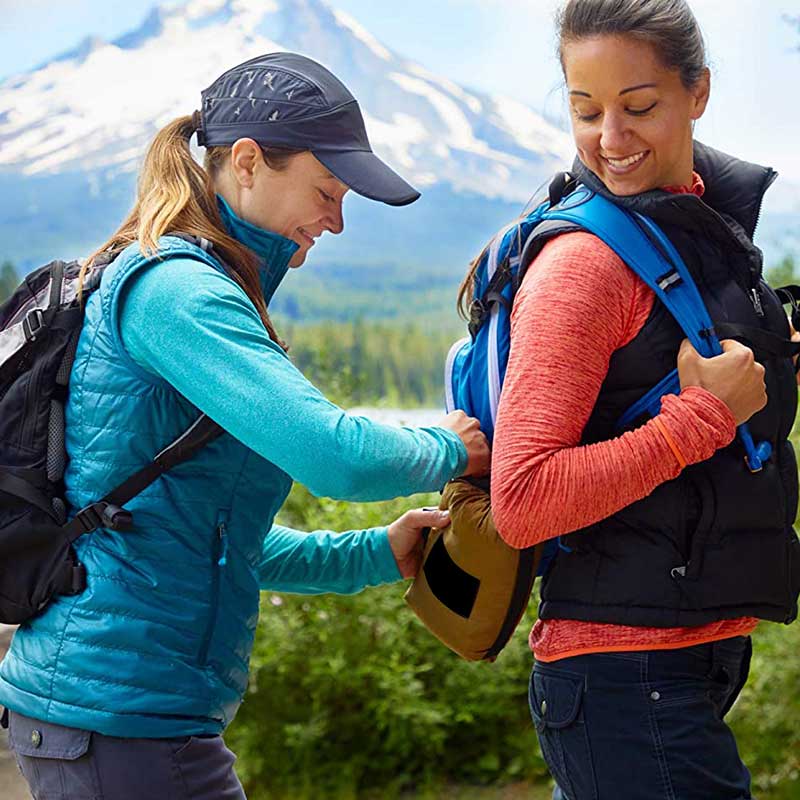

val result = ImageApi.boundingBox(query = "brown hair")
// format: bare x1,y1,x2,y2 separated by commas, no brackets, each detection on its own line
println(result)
556,0,707,89
82,115,301,347
457,0,707,317
456,244,492,321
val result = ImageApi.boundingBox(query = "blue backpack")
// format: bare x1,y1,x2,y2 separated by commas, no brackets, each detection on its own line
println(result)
446,173,774,576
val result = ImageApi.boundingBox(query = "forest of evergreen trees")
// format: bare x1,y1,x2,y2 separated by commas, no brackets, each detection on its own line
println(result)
2,255,798,411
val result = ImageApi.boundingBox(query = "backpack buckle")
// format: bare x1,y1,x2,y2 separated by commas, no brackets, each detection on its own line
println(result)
73,502,134,533
22,308,46,342
73,503,103,533
101,504,134,531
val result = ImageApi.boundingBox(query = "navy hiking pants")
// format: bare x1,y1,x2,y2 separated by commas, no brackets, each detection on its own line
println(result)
3,709,246,800
529,636,753,800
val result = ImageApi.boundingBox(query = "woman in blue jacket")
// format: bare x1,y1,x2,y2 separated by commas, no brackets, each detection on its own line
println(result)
0,52,489,799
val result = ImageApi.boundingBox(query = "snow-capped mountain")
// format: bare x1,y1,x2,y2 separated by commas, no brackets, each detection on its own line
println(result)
0,0,795,281
0,0,571,199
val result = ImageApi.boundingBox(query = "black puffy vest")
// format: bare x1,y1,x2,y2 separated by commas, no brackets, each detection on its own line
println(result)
538,142,800,628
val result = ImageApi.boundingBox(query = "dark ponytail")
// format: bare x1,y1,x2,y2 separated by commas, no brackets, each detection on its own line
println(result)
556,0,707,88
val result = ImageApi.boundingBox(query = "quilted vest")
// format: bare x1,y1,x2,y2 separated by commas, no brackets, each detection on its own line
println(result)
539,143,800,628
0,236,294,737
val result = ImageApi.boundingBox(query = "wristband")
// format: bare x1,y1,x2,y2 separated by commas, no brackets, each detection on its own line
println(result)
653,416,688,470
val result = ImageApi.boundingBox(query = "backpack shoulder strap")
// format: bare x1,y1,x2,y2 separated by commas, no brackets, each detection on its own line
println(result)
541,190,718,352
540,189,772,472
64,413,224,541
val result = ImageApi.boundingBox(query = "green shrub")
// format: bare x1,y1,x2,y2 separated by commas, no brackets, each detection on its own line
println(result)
730,622,800,799
229,484,800,799
226,486,548,799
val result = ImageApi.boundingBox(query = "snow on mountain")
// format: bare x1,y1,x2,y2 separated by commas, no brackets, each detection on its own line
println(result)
0,0,794,276
0,0,572,202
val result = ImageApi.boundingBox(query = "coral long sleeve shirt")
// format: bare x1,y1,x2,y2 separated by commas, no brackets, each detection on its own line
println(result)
491,176,759,661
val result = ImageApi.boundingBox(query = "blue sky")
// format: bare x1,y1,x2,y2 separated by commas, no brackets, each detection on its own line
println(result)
1,0,799,182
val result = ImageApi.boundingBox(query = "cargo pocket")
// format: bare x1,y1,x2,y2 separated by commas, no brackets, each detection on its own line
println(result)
171,733,242,798
529,668,597,800
8,711,99,799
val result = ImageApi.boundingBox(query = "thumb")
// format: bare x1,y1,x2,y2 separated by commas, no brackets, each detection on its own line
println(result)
406,508,451,529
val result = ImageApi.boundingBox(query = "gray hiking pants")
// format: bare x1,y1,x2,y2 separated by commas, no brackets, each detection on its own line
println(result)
4,709,246,799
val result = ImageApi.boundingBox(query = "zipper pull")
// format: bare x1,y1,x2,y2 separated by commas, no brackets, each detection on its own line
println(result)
217,522,228,567
750,287,764,317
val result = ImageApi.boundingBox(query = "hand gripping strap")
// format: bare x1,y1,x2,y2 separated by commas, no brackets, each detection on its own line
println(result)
541,190,769,471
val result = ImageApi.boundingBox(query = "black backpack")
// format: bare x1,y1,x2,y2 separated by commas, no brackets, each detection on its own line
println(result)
0,246,223,625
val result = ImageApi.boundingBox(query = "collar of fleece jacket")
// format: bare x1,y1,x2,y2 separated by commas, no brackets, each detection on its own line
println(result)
216,194,300,305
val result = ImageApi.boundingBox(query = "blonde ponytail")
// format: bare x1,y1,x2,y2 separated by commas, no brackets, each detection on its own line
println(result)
82,115,285,347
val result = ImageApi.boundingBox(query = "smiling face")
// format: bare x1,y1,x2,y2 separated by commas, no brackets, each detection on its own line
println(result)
218,142,349,267
562,35,710,196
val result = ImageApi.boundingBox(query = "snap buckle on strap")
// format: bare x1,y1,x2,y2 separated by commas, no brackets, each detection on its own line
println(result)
22,308,46,342
73,502,134,534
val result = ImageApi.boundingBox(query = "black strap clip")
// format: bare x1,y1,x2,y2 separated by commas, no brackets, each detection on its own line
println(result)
484,290,511,313
22,308,46,342
468,298,488,337
548,171,576,207
73,502,134,534
656,270,682,293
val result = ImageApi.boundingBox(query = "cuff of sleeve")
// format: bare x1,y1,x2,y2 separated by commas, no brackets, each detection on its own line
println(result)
443,428,469,478
679,386,738,441
373,526,403,583
659,387,737,465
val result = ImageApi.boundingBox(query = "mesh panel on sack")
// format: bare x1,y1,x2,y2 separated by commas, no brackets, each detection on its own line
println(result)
51,496,67,525
46,399,66,483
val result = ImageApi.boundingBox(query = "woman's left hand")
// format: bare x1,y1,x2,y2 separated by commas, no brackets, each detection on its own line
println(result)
387,508,450,579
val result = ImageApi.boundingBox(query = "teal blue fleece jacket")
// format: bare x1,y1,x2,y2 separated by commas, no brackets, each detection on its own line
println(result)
0,198,465,737
120,198,466,587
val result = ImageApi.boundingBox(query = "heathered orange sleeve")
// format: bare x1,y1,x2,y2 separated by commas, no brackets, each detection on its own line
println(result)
491,231,737,549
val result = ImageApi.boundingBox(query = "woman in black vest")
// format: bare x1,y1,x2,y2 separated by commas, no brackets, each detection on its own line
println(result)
487,1,800,798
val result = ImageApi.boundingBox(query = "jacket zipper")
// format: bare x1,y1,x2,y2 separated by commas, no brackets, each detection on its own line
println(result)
747,169,777,320
750,168,779,242
680,199,768,318
198,509,229,665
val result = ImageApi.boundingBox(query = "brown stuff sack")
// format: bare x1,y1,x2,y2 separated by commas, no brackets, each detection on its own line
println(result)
404,478,542,662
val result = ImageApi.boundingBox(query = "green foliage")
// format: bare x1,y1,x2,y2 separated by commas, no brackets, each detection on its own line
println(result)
0,260,19,304
730,623,800,799
271,261,464,327
226,485,549,800
229,480,800,799
765,255,796,290
281,319,463,408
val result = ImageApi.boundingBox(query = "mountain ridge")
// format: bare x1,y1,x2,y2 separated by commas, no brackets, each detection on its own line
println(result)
0,0,795,279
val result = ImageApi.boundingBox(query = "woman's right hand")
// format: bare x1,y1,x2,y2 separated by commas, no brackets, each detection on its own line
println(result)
437,410,491,477
677,338,767,425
